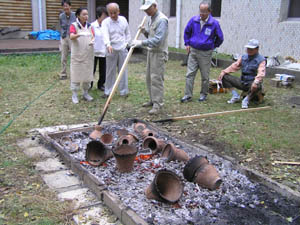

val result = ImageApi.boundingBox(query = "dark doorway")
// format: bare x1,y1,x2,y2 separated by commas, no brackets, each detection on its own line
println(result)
96,0,129,21
211,0,222,17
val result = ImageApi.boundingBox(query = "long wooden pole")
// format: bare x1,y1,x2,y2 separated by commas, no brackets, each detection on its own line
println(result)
273,161,300,165
97,16,147,126
152,106,271,123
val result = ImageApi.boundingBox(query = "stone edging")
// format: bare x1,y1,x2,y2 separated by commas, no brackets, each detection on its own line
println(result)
38,124,148,225
37,121,300,225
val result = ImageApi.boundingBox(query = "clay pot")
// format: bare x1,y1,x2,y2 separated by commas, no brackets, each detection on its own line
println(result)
100,133,113,145
194,164,222,190
117,134,139,146
145,169,184,203
142,136,166,155
134,122,147,133
60,136,79,153
60,136,72,145
141,129,156,139
183,155,209,182
116,128,129,137
112,144,138,173
86,140,113,166
89,125,103,140
161,143,189,162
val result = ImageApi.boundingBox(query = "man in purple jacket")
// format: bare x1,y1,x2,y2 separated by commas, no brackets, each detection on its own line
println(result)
181,1,224,103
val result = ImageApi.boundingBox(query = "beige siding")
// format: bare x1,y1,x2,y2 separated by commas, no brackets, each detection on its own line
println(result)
0,0,32,31
46,0,87,29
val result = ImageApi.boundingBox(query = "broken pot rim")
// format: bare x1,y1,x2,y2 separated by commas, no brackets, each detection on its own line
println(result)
112,144,138,158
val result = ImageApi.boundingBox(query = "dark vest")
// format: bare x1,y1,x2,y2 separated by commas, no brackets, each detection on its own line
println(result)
241,54,265,85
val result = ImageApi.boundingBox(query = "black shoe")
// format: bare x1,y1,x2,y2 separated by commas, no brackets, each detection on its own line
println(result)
98,86,105,91
60,76,67,80
198,95,207,102
101,94,109,99
180,96,192,103
120,94,128,98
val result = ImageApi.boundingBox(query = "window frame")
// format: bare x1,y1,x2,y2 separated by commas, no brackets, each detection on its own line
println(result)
288,0,300,19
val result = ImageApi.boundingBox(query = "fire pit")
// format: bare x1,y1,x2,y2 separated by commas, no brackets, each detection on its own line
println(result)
41,119,300,225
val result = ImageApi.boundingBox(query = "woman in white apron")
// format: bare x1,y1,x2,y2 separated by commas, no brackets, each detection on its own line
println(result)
69,7,94,104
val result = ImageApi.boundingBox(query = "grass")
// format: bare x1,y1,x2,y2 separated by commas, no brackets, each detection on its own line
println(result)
168,46,233,60
0,53,300,223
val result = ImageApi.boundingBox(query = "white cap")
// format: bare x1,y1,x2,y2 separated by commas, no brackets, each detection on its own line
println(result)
244,39,260,49
140,0,157,10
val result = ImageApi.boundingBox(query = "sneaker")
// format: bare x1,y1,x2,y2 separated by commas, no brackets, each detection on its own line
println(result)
180,96,192,103
83,92,93,101
198,94,207,102
227,96,240,104
72,93,79,104
148,105,161,115
241,99,249,109
142,102,153,107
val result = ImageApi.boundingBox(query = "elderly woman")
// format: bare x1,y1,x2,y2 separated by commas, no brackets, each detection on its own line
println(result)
69,7,94,104
91,6,108,91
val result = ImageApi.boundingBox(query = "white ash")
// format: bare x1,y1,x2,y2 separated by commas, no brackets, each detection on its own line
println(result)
56,122,263,224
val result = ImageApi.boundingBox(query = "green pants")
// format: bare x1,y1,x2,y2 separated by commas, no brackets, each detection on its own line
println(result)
184,48,213,97
146,51,167,107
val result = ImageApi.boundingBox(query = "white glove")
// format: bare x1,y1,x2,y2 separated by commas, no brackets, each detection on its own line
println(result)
132,40,143,48
89,39,94,46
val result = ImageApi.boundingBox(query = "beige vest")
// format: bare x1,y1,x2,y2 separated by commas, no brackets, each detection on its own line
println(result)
70,22,94,83
148,11,168,55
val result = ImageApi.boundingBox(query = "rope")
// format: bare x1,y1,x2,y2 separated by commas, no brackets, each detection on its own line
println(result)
0,79,59,136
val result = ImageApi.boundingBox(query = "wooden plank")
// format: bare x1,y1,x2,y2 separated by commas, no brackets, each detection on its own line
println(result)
153,106,272,123
273,161,300,165
0,0,32,30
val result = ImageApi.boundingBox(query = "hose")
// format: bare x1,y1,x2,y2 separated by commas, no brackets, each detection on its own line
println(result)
0,79,59,135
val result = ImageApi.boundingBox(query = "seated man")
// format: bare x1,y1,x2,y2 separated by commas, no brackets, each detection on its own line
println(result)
218,39,266,109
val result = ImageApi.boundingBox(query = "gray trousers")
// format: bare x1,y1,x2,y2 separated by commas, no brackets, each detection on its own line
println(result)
70,82,91,92
60,37,71,77
105,49,129,96
146,51,167,107
184,48,213,97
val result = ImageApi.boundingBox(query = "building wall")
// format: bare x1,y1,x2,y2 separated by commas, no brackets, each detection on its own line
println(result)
219,0,300,58
129,0,300,59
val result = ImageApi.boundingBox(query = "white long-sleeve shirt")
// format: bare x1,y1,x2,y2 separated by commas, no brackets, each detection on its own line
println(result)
91,20,106,57
102,16,131,51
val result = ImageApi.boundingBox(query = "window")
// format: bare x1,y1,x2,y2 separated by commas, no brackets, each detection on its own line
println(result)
288,0,300,18
170,0,176,17
211,0,222,18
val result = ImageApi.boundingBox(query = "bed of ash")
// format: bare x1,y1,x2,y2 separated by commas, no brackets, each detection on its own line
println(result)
55,120,298,225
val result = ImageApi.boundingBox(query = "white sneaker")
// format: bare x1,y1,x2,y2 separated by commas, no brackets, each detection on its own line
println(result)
241,99,249,109
83,92,93,101
72,93,79,104
227,96,240,104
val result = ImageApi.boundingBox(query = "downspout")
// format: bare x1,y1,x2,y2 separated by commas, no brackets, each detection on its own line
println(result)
175,0,181,48
38,0,43,30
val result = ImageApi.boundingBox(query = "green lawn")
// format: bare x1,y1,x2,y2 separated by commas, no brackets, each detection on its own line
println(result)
0,53,299,224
